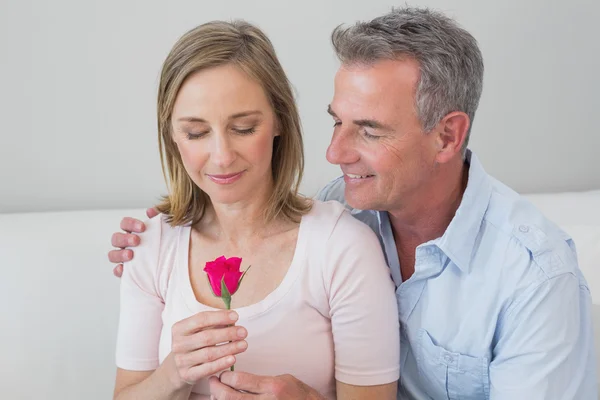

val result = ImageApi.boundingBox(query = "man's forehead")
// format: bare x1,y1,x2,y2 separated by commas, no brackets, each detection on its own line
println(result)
332,61,418,115
335,59,420,89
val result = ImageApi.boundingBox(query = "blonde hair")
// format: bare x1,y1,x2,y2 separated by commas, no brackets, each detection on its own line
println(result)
155,20,311,226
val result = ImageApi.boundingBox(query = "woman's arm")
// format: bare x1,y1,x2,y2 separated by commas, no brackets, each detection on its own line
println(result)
113,357,191,400
114,311,247,400
324,210,400,399
336,381,397,400
114,216,247,399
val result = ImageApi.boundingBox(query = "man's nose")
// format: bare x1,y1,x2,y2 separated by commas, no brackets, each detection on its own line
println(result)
326,128,359,166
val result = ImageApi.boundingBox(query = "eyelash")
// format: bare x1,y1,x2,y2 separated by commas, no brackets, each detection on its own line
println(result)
186,127,256,140
362,130,379,140
234,127,256,135
332,121,379,140
187,132,207,140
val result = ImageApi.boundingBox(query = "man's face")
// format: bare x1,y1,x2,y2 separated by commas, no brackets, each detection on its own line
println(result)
326,59,440,211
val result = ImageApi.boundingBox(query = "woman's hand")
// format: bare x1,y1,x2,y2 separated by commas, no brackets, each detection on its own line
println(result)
166,310,249,389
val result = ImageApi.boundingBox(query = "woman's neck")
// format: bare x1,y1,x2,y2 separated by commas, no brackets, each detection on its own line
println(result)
195,178,289,245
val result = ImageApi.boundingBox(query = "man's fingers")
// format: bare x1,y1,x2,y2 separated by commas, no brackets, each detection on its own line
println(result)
146,207,159,219
120,217,146,233
108,248,133,263
209,376,257,400
111,232,140,248
113,264,123,278
219,371,273,394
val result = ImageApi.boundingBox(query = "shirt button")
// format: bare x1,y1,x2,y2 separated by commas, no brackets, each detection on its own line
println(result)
519,225,530,233
444,354,454,363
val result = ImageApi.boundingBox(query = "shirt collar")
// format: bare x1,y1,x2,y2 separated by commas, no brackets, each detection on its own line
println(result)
435,149,493,273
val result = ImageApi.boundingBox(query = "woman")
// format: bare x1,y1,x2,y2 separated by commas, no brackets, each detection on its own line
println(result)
113,20,399,400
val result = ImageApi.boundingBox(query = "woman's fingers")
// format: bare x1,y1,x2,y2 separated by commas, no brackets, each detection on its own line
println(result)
170,310,248,384
180,355,238,384
172,340,248,384
173,325,247,353
176,339,248,369
173,310,239,336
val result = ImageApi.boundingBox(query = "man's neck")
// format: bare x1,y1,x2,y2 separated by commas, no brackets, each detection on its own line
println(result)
389,159,468,282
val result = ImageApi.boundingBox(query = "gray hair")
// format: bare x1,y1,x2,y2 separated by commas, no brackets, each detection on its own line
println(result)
331,7,484,152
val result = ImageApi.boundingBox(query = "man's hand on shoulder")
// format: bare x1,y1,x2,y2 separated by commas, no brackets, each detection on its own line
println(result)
108,207,159,278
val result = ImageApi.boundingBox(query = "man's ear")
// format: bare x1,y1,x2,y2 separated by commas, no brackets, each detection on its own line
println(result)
433,111,470,164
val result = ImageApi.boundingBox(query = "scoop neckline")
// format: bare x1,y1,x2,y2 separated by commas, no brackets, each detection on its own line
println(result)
175,212,310,320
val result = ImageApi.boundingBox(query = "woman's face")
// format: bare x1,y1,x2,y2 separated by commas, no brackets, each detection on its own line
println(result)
170,64,279,206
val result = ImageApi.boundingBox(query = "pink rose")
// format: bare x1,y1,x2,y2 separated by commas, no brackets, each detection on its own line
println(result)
203,255,251,372
204,256,245,297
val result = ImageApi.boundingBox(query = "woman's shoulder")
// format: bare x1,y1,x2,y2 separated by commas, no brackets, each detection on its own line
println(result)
304,200,379,243
122,214,186,294
132,213,183,254
306,199,346,219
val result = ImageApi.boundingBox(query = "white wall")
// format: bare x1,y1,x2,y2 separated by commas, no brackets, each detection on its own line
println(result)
1,0,598,214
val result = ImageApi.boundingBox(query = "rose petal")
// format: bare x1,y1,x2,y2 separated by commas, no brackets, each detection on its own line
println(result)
214,256,227,268
204,256,230,296
203,261,216,273
225,257,242,272
223,270,244,295
207,273,222,296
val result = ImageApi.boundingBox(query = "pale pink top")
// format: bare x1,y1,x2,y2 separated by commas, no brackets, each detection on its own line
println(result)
115,200,400,399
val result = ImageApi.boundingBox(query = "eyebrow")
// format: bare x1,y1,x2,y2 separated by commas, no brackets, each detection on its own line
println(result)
327,105,390,131
177,110,263,123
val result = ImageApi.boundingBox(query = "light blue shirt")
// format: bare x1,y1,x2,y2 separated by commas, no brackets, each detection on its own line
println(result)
317,150,597,399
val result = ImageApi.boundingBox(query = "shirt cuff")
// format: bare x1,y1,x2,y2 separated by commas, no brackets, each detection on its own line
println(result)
335,366,400,386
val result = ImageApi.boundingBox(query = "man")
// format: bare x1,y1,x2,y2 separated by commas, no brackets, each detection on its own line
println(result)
108,7,597,399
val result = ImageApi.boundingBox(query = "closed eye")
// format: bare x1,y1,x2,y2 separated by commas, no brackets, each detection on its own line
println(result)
362,129,380,140
187,132,208,140
332,121,379,139
233,127,256,135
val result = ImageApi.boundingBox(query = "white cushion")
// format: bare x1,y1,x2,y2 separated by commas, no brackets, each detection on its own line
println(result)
524,190,600,226
525,190,600,304
0,209,145,399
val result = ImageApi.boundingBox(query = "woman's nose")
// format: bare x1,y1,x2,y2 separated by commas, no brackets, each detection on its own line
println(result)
211,134,236,168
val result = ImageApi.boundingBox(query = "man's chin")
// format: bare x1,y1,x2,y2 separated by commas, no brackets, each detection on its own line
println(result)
344,190,375,211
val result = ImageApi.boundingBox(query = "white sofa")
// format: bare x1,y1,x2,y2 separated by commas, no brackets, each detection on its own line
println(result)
1,190,599,399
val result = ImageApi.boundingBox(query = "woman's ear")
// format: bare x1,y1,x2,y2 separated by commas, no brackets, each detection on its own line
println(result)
274,118,281,137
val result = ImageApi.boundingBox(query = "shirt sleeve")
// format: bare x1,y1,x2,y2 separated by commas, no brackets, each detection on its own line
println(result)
115,216,165,371
323,210,400,386
489,272,597,399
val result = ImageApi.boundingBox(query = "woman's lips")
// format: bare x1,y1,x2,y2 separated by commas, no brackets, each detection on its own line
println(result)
207,171,245,185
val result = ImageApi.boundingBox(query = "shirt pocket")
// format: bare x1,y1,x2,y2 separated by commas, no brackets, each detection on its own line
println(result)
416,328,490,400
